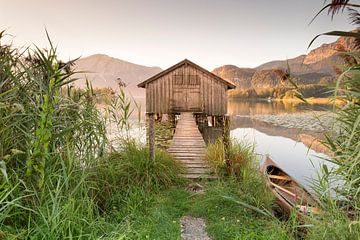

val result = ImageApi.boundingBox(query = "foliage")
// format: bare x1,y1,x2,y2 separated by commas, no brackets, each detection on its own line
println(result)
305,0,360,211
108,87,134,133
299,2,360,239
205,139,275,218
0,31,181,239
206,139,226,175
88,141,183,213
154,121,175,149
92,87,115,104
206,139,258,178
305,205,360,240
228,84,332,99
117,181,290,240
319,52,360,208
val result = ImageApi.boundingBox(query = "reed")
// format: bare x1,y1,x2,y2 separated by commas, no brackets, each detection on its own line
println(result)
206,139,275,213
301,2,360,238
0,31,181,239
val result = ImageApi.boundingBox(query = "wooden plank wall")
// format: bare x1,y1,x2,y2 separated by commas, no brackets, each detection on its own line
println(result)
146,64,228,116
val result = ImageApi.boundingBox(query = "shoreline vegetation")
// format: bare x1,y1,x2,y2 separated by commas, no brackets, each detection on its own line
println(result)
229,95,344,106
227,84,333,100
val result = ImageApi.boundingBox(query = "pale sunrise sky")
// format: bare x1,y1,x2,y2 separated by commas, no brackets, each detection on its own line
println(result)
0,0,354,70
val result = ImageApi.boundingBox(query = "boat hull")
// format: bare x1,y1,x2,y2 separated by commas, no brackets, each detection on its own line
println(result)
261,157,319,218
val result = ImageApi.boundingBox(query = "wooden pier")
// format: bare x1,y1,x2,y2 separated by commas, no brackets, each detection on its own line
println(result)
168,112,213,179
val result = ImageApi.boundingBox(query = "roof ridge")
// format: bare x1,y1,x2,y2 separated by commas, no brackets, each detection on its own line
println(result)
137,59,236,89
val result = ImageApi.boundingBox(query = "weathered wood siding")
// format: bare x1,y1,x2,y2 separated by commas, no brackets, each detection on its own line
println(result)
146,63,228,115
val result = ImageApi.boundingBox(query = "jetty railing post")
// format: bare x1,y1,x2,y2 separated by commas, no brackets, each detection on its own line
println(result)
148,113,155,161
223,115,230,173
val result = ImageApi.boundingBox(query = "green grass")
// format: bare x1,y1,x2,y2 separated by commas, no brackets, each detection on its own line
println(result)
305,210,360,240
116,180,290,240
2,28,359,239
87,141,184,214
109,139,290,239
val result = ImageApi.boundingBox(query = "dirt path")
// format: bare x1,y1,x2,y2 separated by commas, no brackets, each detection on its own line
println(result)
180,183,211,240
180,216,211,240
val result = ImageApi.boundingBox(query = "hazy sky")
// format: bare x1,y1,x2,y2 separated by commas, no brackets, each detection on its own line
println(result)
0,0,354,70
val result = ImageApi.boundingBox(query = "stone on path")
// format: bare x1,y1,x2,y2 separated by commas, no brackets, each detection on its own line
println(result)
180,216,211,240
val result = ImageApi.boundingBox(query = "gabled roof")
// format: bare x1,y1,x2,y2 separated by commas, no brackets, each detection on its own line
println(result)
137,59,236,89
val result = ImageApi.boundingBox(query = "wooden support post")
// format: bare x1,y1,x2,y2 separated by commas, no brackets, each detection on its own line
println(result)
148,113,155,161
223,115,231,173
211,116,215,127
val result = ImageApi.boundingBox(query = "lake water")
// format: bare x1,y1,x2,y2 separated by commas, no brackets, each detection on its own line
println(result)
228,98,335,191
114,97,335,191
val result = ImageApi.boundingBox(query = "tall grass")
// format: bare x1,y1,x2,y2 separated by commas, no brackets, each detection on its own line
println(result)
301,3,360,238
206,139,275,213
305,52,360,240
88,141,183,213
206,138,257,178
322,55,360,206
0,31,181,239
0,30,108,238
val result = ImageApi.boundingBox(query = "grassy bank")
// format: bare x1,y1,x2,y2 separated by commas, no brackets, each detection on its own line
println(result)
0,31,287,239
123,180,290,240
90,139,291,239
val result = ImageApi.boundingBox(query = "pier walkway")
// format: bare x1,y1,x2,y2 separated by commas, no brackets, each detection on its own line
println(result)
168,112,214,179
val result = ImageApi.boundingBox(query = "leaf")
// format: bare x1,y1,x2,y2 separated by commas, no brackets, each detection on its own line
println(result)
308,31,360,50
222,196,274,218
309,2,360,25
10,149,25,155
322,164,329,175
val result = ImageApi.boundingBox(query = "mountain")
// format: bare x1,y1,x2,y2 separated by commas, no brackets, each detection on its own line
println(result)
213,34,357,97
73,54,162,97
72,33,356,99
256,35,356,75
212,65,255,89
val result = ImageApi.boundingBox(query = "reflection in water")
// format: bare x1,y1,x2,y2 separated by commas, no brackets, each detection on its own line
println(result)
228,98,332,116
227,98,335,191
130,97,334,191
231,128,334,191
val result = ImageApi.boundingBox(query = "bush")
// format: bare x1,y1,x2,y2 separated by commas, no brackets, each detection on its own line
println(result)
206,139,258,178
205,139,226,175
88,141,183,213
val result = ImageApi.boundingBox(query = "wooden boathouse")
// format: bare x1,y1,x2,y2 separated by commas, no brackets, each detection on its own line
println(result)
138,59,235,178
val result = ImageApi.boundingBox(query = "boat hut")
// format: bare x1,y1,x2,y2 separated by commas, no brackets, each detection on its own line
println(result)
138,59,235,116
137,59,235,161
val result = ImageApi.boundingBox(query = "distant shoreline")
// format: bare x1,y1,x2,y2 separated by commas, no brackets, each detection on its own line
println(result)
275,97,339,105
228,96,342,105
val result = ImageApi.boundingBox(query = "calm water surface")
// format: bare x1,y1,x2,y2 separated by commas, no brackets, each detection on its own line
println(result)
127,97,334,191
228,98,334,191
227,98,332,116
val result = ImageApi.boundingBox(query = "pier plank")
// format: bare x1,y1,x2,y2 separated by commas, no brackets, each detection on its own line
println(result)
168,112,214,179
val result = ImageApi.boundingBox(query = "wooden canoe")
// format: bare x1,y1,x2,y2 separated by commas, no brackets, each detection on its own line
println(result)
261,157,321,217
